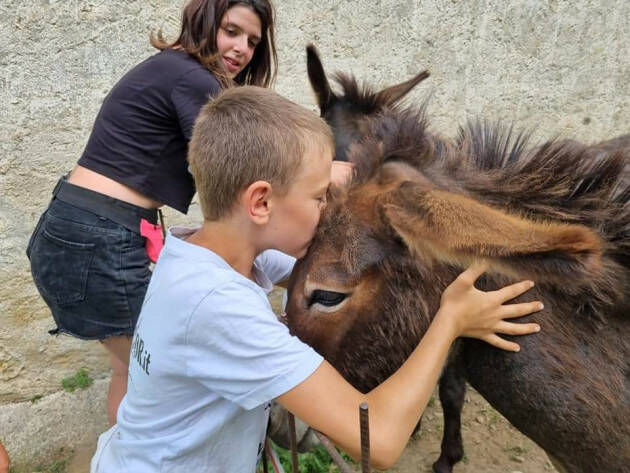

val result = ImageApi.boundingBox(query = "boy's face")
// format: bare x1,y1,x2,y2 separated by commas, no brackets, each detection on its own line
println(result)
269,146,333,258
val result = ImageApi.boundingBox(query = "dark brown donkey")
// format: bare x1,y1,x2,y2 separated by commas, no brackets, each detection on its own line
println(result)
287,48,630,473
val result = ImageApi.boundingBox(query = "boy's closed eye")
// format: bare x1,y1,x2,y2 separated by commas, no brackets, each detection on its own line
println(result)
315,186,330,206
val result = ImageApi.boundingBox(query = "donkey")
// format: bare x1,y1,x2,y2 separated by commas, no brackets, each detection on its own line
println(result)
287,48,630,473
305,45,431,163
306,44,629,173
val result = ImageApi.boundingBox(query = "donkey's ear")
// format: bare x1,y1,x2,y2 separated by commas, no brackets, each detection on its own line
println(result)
375,70,430,107
306,44,334,111
382,181,603,285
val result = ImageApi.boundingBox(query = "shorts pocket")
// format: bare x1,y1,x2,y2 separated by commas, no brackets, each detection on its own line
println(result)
30,226,96,306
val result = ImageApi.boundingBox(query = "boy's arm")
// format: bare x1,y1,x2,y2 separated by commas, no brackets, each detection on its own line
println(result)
277,264,542,470
257,249,295,288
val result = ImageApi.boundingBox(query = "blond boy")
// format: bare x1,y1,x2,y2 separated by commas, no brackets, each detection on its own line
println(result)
91,86,542,472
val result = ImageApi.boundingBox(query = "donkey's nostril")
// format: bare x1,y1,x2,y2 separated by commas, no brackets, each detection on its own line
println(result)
309,289,347,308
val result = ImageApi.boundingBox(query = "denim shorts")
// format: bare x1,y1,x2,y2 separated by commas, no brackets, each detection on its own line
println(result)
26,197,152,340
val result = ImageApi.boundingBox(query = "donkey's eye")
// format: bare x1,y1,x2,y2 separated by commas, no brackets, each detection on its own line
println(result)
309,290,347,307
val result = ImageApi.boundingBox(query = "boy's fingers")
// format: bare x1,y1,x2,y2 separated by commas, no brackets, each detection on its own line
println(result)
494,280,535,302
494,321,541,336
481,334,521,352
330,161,354,187
500,301,544,319
457,261,489,285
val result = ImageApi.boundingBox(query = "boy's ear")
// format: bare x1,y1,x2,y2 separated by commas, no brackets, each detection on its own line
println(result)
244,180,273,224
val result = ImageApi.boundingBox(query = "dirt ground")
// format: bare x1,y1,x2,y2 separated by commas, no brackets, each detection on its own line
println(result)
388,388,556,473
65,386,555,473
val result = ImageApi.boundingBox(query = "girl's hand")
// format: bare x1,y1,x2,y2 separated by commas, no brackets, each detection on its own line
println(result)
437,262,543,352
0,441,9,473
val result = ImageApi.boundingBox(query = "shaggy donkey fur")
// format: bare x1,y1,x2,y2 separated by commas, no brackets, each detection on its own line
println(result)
287,46,630,473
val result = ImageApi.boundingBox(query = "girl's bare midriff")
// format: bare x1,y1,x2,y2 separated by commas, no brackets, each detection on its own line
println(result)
68,165,163,210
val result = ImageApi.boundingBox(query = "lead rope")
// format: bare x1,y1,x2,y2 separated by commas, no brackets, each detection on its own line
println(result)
264,437,285,473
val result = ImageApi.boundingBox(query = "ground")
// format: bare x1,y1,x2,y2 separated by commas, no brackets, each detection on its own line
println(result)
388,388,556,473
61,386,556,473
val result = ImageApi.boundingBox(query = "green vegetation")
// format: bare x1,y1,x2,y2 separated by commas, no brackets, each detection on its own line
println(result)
61,368,93,392
9,447,72,473
257,442,356,473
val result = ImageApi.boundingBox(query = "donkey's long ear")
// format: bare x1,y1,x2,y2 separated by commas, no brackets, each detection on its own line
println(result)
382,181,603,285
375,70,430,107
306,44,334,111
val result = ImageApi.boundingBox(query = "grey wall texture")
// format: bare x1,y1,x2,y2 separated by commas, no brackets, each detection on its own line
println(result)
1,0,629,465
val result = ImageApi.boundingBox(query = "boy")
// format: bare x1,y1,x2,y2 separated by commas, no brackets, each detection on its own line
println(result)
91,86,542,472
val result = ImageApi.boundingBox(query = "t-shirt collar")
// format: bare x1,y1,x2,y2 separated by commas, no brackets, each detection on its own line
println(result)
166,226,274,293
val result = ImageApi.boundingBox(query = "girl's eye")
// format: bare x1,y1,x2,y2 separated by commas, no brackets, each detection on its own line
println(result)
248,40,258,49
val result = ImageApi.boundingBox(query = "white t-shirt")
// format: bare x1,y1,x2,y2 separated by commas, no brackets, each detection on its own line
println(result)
91,227,323,473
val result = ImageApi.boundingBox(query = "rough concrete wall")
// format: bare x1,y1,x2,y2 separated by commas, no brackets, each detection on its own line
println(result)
1,0,628,464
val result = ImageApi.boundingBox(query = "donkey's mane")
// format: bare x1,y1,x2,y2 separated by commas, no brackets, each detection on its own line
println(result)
348,106,630,274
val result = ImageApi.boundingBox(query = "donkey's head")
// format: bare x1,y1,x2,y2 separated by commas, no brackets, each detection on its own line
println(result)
306,44,430,162
285,110,626,393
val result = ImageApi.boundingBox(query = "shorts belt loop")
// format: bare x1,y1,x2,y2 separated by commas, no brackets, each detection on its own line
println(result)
52,177,65,197
158,209,166,239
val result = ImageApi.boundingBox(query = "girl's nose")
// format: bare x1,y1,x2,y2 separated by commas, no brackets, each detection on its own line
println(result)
233,35,248,54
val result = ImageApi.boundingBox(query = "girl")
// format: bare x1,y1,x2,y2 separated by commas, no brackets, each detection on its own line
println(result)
26,0,276,426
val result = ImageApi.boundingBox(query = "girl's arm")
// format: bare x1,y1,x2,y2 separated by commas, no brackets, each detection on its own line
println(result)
277,264,542,470
0,441,10,473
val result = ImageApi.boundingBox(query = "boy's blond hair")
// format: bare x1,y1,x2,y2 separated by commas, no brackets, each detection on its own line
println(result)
188,86,334,220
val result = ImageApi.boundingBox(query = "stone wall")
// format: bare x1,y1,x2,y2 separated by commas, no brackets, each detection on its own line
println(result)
1,0,628,464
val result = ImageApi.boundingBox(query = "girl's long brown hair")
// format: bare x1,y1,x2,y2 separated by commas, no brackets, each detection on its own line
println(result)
151,0,277,88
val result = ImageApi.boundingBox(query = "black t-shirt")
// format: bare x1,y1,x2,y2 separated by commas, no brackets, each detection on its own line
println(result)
78,49,221,213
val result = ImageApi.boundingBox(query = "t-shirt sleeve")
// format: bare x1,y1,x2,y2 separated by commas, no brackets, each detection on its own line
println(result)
256,250,296,284
171,68,221,141
185,280,323,410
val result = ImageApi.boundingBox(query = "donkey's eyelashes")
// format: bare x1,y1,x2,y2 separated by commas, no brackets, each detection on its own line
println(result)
309,289,347,308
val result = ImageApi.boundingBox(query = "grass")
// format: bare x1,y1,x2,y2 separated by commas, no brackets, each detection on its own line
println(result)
9,447,73,473
257,442,355,473
61,368,93,392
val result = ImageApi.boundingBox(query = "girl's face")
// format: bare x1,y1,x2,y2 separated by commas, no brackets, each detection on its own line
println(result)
216,5,262,79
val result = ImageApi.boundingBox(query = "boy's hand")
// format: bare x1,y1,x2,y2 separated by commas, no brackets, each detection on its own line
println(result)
437,262,543,352
330,161,354,187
